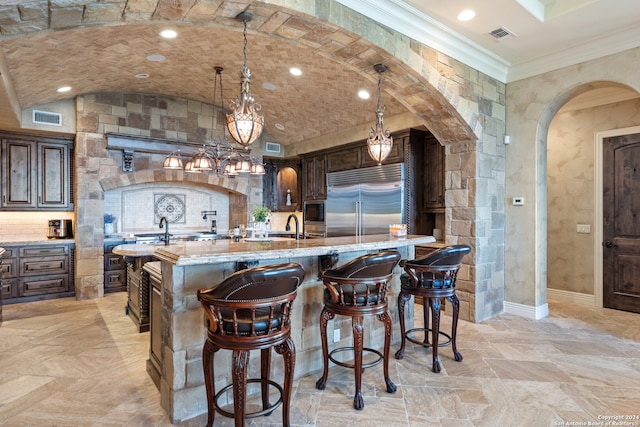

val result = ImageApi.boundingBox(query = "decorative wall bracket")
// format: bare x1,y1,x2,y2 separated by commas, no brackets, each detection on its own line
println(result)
318,252,339,279
123,150,134,172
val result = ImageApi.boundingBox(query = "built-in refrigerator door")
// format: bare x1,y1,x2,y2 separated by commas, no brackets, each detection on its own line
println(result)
359,181,404,235
325,184,360,237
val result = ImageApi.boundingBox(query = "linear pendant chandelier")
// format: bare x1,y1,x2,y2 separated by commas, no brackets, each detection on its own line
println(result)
367,63,393,164
163,66,265,176
226,12,264,147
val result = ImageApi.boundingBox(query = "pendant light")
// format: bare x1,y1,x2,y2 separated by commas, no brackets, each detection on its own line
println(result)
226,12,264,147
367,63,393,164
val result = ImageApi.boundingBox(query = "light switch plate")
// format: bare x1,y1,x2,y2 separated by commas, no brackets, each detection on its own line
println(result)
577,224,591,234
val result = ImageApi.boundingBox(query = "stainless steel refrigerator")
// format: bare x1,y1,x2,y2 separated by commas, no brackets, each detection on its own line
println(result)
325,163,405,237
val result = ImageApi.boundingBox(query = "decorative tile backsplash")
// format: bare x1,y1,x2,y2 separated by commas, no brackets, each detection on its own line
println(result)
104,183,230,234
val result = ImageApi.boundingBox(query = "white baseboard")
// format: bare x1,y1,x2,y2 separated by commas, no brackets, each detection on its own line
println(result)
504,301,549,320
547,288,596,306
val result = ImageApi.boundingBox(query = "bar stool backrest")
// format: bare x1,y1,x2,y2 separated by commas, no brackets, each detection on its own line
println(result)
402,245,471,290
198,263,305,339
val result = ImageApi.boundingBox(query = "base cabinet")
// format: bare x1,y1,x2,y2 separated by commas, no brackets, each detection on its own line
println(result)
104,241,127,293
125,256,153,333
144,261,162,389
0,243,75,304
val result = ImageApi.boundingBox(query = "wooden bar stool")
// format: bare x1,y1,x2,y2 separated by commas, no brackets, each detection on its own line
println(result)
315,250,401,410
395,244,471,373
197,263,305,427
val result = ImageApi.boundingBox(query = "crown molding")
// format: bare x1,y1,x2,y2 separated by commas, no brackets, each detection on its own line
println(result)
336,0,510,82
507,24,640,82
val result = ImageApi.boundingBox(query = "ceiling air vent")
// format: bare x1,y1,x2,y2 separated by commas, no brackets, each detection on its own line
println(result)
265,142,281,154
32,110,62,126
488,26,516,40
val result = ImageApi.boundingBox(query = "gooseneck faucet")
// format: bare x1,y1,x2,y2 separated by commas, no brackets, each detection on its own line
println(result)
285,214,300,241
159,216,170,245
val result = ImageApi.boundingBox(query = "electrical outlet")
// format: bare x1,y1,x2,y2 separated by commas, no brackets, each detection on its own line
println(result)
333,328,340,342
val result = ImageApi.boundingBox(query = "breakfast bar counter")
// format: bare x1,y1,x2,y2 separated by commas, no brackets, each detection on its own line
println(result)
127,234,434,423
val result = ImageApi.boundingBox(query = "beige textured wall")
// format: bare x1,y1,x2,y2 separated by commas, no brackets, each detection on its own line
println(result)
547,98,640,295
506,46,640,310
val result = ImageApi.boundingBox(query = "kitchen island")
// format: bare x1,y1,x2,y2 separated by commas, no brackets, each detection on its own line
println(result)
116,234,435,423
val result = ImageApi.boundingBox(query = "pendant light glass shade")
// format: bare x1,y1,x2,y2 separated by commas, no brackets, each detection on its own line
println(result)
367,64,393,164
226,13,264,147
163,151,183,169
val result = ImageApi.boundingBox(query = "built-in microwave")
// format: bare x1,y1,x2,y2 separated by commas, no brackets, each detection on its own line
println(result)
303,200,325,224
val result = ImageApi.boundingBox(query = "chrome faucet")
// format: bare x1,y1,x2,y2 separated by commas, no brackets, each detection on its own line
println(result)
285,214,300,240
159,216,170,245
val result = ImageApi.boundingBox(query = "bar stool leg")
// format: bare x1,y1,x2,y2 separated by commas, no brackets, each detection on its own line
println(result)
316,307,334,390
260,348,271,411
352,315,365,410
422,296,431,346
429,297,442,373
394,292,411,359
275,337,296,427
231,350,250,426
379,310,396,394
202,340,217,427
448,293,464,362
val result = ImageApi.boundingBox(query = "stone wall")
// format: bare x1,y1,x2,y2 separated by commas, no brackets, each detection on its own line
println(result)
8,0,508,322
74,92,260,300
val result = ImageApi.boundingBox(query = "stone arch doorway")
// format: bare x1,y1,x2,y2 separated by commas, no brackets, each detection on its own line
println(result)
543,82,640,311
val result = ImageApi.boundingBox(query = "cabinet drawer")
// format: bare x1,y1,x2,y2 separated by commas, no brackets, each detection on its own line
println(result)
2,278,18,298
105,253,126,271
104,270,126,292
20,256,68,276
1,258,18,278
1,247,16,258
21,275,69,296
20,245,69,257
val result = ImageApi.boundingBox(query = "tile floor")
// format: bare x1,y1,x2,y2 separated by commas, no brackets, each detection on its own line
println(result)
1,293,640,427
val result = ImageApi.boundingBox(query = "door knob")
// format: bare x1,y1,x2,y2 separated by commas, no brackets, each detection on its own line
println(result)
604,240,618,249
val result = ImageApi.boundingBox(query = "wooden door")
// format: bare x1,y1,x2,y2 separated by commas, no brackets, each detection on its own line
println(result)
1,139,36,208
603,133,640,313
37,142,69,208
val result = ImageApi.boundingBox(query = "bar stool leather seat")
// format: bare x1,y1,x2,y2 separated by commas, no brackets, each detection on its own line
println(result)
315,250,401,410
395,244,471,373
197,262,305,427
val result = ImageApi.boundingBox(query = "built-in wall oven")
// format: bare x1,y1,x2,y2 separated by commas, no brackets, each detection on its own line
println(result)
303,200,326,238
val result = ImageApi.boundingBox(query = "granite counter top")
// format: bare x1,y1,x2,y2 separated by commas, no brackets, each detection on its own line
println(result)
114,234,434,266
0,238,75,246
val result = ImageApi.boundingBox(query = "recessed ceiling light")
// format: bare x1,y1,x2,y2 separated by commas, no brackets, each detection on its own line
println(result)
457,9,476,21
358,90,370,100
263,82,277,91
57,86,71,93
135,73,150,79
289,67,302,76
160,29,177,39
275,123,285,131
147,54,166,62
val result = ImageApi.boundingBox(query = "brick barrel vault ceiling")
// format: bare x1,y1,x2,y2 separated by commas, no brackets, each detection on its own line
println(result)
0,1,476,147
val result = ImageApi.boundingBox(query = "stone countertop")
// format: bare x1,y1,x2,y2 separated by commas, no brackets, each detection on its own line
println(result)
0,238,75,246
114,234,434,266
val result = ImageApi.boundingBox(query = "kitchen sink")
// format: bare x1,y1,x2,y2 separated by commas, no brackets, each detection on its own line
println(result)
133,232,217,244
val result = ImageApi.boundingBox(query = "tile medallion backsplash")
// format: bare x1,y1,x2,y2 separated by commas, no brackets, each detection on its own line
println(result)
104,183,230,234
154,194,186,224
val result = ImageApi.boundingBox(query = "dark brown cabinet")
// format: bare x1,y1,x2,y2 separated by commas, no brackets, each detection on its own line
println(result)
1,133,73,211
144,261,162,389
302,155,326,201
125,256,154,333
421,133,445,212
263,159,301,212
104,241,127,293
0,243,75,304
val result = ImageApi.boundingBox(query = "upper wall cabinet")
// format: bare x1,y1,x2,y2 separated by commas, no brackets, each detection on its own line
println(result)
263,158,301,212
1,133,74,211
301,155,326,201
